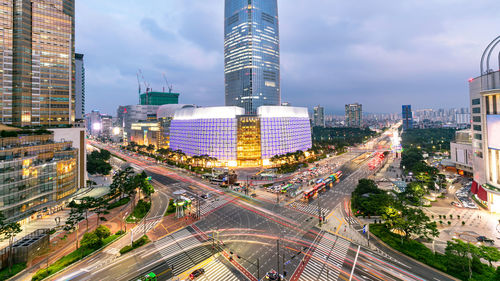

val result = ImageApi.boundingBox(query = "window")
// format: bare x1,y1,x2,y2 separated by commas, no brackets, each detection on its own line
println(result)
474,134,482,140
473,116,481,122
474,125,482,131
472,98,480,105
472,107,481,114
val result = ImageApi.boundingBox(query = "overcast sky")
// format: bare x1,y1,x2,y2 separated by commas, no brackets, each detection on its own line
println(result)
76,0,500,115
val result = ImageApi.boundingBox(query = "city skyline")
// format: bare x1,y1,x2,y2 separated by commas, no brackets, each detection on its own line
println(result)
77,0,499,115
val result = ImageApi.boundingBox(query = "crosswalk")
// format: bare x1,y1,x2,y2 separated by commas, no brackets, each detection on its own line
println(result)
300,232,351,281
131,218,161,238
289,201,330,216
195,259,242,281
199,198,229,216
152,228,212,276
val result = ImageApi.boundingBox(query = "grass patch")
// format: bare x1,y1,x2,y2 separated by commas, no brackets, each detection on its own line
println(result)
0,263,26,280
107,197,130,210
164,199,175,216
119,235,151,255
126,200,151,223
32,227,121,281
370,224,498,281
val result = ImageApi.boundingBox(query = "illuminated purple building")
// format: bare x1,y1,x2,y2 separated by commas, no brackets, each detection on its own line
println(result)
170,106,312,167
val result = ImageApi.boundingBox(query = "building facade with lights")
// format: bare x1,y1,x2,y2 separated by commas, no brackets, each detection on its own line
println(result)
224,0,281,114
0,0,76,127
170,106,312,167
0,127,78,223
402,105,413,130
469,37,500,213
345,103,362,127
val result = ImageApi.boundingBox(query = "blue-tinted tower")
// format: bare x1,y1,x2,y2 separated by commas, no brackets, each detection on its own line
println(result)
402,105,413,130
224,0,281,114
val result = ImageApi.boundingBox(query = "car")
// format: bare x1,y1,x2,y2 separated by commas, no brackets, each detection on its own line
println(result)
189,268,205,280
477,236,494,243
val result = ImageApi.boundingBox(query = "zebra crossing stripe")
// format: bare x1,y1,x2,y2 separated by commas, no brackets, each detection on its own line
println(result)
299,232,350,281
289,202,330,216
200,259,241,281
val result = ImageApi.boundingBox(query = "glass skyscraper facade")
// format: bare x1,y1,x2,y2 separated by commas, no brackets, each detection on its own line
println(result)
402,105,413,130
0,0,75,127
224,0,280,114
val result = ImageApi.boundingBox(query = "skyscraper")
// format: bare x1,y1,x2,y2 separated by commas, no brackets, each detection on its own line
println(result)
345,103,362,127
75,53,85,120
313,105,325,127
224,0,280,114
0,0,75,127
402,105,413,130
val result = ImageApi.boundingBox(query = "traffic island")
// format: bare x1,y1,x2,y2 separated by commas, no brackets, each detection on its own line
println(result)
119,235,151,255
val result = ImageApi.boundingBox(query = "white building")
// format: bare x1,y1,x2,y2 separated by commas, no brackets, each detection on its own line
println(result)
450,130,473,175
469,36,500,212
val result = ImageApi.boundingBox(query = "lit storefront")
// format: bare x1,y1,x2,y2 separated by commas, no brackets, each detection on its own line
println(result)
169,106,312,167
0,129,78,223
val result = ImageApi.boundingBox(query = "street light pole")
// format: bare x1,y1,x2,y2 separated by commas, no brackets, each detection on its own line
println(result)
318,194,322,227
276,239,280,274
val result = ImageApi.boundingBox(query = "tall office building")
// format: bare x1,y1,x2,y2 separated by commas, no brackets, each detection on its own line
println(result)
313,105,325,127
0,0,75,127
75,53,85,120
224,0,280,114
402,105,413,130
345,103,362,127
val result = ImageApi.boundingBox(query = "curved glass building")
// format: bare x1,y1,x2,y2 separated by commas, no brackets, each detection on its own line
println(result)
224,0,280,114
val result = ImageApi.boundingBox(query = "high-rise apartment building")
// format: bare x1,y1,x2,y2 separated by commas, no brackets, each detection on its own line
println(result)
0,0,75,127
313,105,325,127
224,0,280,114
402,105,413,130
345,103,362,127
75,53,85,120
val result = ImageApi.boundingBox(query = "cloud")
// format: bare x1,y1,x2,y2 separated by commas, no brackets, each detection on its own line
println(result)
77,0,500,115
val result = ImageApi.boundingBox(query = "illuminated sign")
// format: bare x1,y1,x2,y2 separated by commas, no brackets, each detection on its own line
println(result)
487,115,500,150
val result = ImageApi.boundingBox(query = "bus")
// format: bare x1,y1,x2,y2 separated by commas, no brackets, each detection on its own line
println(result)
281,184,292,193
315,182,326,193
304,187,316,199
136,272,157,281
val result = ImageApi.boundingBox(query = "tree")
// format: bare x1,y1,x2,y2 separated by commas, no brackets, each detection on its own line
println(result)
479,245,500,267
110,167,134,199
80,232,102,250
64,206,85,250
0,212,22,273
94,225,111,240
403,182,425,205
383,205,438,240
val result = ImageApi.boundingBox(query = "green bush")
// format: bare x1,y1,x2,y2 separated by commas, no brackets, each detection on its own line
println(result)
32,230,120,281
127,200,151,222
0,263,26,280
119,245,133,255
119,235,150,255
95,225,111,240
115,230,125,235
370,224,497,281
165,198,175,215
80,232,103,250
107,197,130,210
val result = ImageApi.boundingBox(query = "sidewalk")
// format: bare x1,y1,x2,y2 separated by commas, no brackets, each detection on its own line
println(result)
15,199,136,281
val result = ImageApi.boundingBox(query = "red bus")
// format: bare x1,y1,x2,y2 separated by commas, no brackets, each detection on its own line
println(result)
304,188,316,199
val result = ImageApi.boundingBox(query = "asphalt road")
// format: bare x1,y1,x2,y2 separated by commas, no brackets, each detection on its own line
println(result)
49,134,457,281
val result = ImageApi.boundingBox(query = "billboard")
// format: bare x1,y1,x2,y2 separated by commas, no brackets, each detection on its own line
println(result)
487,115,500,150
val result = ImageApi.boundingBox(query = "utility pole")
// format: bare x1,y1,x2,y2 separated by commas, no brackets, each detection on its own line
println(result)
318,195,322,227
257,258,260,281
276,239,280,274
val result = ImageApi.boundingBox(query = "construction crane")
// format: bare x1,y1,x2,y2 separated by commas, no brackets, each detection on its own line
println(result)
162,73,173,93
138,69,150,93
